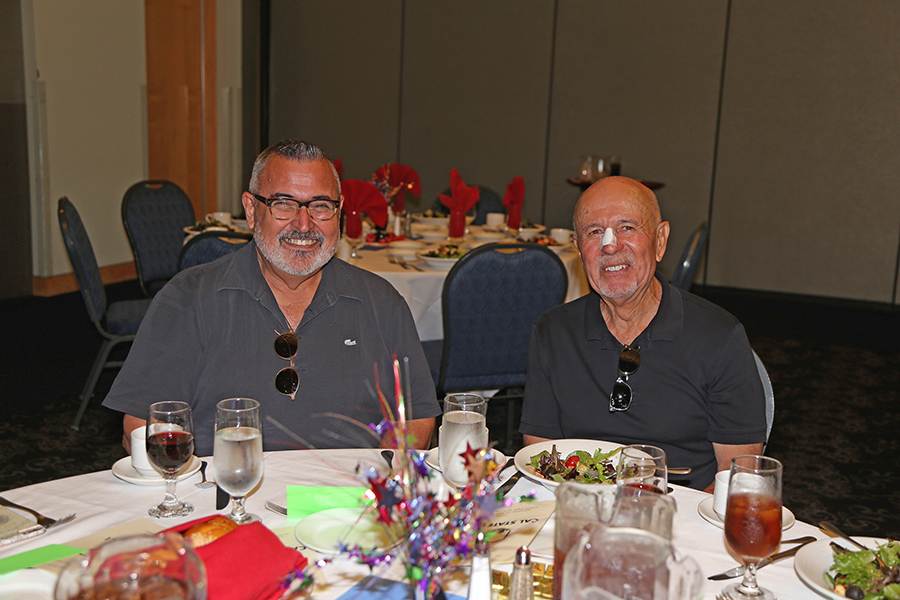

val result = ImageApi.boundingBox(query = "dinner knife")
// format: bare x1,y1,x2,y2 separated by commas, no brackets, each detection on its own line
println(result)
496,470,523,497
707,536,816,580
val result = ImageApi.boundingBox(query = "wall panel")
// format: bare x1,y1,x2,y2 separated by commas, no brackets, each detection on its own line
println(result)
708,0,900,302
545,0,727,278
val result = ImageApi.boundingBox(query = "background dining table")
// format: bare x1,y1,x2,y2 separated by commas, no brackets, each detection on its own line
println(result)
0,448,831,599
351,244,590,342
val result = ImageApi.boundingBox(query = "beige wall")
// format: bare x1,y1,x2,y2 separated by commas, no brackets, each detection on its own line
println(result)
30,0,147,277
266,0,900,304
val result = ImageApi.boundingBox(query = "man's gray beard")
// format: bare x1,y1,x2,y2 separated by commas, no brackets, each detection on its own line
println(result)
254,226,338,277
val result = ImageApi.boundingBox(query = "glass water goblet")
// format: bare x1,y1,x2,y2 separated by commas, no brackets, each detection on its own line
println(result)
617,444,667,494
438,393,487,488
722,455,783,600
214,398,263,523
146,401,195,518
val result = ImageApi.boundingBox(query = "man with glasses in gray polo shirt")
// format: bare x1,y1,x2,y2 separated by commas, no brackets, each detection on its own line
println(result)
520,177,766,491
103,140,440,456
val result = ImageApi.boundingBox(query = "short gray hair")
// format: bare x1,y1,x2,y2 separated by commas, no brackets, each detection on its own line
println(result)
249,139,340,193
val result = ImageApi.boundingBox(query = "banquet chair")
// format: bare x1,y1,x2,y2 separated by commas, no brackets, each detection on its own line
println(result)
421,243,568,453
671,222,709,291
178,230,252,271
430,186,504,225
753,350,776,451
121,180,196,297
58,197,153,430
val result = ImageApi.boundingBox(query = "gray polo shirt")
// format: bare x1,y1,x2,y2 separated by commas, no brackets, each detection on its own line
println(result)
103,241,440,455
520,272,766,489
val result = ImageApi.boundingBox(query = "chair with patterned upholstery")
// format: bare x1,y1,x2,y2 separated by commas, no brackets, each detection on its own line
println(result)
671,221,709,291
178,230,252,271
121,180,196,296
421,242,568,452
58,197,153,430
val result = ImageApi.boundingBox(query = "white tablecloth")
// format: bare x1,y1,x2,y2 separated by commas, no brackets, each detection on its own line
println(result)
352,246,589,341
0,448,827,599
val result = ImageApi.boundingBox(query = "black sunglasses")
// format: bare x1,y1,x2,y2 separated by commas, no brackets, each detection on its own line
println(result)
609,344,641,412
274,330,299,400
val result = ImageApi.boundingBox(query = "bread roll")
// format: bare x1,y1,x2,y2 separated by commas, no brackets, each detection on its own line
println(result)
183,516,239,547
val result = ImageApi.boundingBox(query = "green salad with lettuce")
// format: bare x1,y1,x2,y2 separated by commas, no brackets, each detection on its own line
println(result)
826,540,900,599
527,445,620,484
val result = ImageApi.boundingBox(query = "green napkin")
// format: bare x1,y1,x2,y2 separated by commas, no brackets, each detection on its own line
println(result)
286,485,369,520
0,544,85,575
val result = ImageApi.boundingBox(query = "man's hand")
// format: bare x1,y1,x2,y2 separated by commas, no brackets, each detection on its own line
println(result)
706,442,764,492
378,417,436,450
122,414,147,454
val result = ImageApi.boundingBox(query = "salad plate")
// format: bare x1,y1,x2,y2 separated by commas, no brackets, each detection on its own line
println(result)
111,455,201,486
794,536,891,600
697,496,795,531
514,439,623,488
294,507,396,555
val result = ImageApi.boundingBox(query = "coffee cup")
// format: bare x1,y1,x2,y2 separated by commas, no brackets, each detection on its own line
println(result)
713,469,731,520
550,228,573,245
130,426,157,477
485,213,505,228
206,211,232,226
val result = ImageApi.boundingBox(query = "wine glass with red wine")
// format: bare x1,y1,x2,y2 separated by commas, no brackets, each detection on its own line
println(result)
146,401,195,518
722,455,783,600
617,444,667,494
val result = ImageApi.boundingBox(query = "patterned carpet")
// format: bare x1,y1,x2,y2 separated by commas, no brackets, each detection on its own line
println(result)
1,282,898,538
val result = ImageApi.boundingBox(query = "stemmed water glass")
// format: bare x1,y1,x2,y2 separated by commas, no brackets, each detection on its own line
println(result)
146,401,195,518
213,398,263,523
722,455,783,600
617,444,667,494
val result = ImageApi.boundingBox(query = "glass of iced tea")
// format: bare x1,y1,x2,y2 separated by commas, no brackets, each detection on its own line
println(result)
722,455,783,600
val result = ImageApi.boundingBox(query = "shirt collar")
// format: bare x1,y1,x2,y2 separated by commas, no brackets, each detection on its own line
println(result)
583,271,683,349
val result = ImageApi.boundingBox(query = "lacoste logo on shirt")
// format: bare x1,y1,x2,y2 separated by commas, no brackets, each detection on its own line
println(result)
344,339,357,346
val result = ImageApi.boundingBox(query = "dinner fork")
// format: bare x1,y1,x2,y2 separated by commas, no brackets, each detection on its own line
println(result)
0,496,75,530
387,255,409,269
395,256,424,271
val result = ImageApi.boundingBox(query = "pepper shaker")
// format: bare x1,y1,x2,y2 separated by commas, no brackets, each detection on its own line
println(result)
509,546,534,600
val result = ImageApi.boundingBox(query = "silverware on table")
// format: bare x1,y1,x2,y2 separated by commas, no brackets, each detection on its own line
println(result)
0,496,76,530
819,521,870,551
495,469,524,497
387,255,409,269
707,535,816,580
265,501,288,516
395,256,424,271
195,460,216,489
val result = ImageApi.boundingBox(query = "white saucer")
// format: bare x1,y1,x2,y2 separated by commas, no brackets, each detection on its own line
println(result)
112,456,202,486
424,447,505,474
697,496,795,530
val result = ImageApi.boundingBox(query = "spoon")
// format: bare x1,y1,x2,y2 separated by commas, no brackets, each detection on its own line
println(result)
381,450,395,477
195,460,215,489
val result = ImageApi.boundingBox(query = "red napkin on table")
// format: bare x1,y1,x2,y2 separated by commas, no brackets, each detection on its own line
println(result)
333,158,344,178
439,168,480,238
503,177,525,230
164,516,308,600
340,179,388,239
373,163,421,214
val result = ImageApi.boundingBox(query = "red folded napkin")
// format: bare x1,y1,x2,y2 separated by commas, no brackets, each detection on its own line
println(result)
439,168,480,238
333,158,344,178
165,516,308,600
503,177,525,230
340,179,388,239
372,163,421,214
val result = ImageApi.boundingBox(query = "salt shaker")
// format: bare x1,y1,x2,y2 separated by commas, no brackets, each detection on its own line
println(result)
466,532,492,600
509,546,534,600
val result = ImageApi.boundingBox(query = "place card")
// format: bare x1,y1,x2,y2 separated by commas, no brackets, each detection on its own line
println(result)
483,501,556,564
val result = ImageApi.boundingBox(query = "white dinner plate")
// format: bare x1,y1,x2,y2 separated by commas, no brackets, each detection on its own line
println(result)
293,507,396,555
411,214,475,225
416,252,461,270
546,243,573,254
514,439,624,488
696,496,795,531
0,568,57,600
469,230,508,242
111,455,202,486
794,536,889,600
423,447,505,474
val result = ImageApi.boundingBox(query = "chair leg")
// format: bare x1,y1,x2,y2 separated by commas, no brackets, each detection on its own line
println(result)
71,339,115,431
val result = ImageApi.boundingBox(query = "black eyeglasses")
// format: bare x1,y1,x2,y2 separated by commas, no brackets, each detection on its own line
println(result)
274,330,299,400
609,344,641,412
251,193,340,221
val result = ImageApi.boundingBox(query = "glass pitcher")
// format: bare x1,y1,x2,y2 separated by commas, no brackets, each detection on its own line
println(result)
561,526,702,600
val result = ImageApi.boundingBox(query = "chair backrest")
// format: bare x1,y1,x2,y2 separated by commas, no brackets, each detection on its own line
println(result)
671,222,709,291
430,186,504,225
57,197,107,326
178,230,252,271
752,350,775,448
121,180,196,296
437,243,568,393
